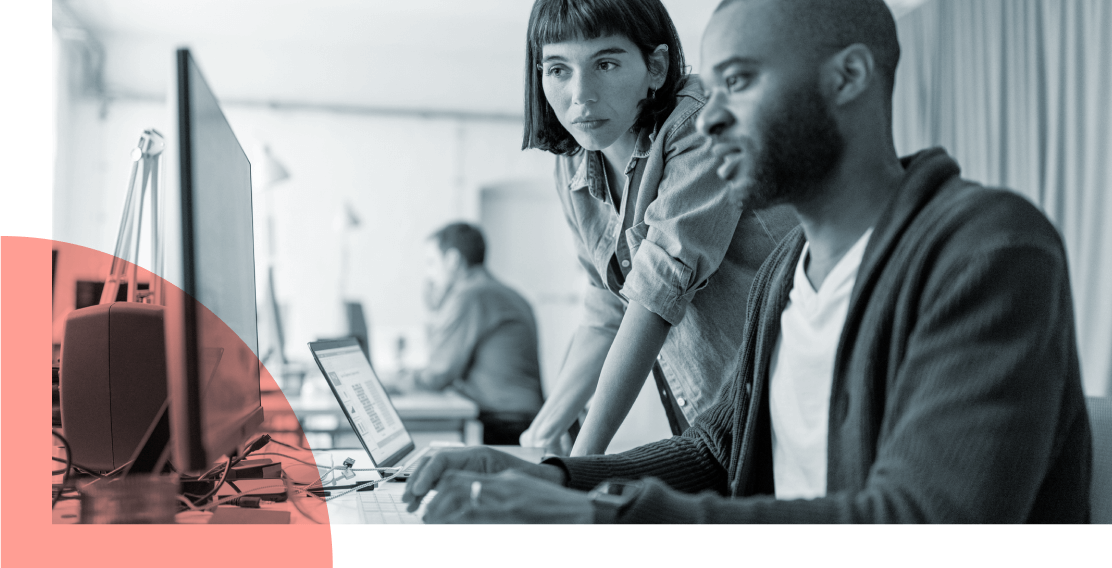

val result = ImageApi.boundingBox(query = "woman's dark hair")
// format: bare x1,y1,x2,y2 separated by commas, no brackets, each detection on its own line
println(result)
522,0,687,155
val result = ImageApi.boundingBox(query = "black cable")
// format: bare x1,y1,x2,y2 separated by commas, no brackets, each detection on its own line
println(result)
265,437,307,451
239,434,273,460
51,431,72,509
249,452,327,470
250,451,391,473
51,457,107,478
189,458,232,505
198,462,225,480
186,434,274,505
225,495,262,508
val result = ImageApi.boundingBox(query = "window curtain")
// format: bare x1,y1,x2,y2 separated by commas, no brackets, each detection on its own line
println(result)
892,0,1112,397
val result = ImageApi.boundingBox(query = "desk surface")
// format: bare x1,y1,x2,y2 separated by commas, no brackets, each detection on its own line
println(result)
316,445,546,524
53,445,546,524
286,389,479,421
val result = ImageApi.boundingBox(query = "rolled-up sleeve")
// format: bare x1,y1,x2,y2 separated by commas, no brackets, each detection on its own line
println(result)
579,280,623,335
621,115,743,326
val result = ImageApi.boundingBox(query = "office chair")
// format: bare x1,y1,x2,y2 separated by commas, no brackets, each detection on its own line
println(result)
1087,396,1112,524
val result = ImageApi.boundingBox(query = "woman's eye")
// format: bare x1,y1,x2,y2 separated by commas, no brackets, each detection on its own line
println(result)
545,66,568,78
598,61,618,71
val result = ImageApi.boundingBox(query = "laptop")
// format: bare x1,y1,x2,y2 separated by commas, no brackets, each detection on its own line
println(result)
306,337,546,523
307,338,434,481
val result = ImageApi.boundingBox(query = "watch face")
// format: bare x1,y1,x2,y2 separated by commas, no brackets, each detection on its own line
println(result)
604,481,637,496
592,480,640,501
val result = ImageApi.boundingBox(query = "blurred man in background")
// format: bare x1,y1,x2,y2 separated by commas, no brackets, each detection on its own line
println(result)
392,222,544,445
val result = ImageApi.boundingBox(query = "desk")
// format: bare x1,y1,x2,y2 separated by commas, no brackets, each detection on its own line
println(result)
52,445,547,524
314,445,546,524
270,389,483,447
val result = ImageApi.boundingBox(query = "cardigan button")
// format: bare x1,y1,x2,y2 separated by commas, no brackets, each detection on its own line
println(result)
676,397,686,407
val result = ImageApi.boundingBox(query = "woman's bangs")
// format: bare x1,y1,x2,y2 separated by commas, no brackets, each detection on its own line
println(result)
530,1,625,54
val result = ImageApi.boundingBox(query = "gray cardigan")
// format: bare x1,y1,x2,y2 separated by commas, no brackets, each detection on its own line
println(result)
548,148,1092,523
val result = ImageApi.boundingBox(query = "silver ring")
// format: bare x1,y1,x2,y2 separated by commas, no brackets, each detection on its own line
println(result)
470,480,482,508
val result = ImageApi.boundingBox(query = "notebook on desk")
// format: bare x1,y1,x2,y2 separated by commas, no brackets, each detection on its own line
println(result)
307,338,435,481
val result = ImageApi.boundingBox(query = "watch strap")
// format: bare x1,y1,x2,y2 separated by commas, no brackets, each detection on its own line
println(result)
587,480,643,524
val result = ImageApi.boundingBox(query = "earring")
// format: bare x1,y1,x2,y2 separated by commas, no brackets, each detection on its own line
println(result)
648,88,656,101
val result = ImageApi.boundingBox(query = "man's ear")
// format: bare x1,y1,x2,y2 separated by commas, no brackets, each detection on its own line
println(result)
825,43,874,106
648,44,670,90
444,248,465,272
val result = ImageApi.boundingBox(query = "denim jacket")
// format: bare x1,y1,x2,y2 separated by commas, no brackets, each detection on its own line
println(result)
554,75,798,423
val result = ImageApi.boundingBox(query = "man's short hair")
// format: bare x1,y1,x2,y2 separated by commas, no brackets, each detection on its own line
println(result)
716,0,901,98
431,222,486,267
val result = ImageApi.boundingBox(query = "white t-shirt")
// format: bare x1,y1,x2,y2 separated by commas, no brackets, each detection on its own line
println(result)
768,228,873,500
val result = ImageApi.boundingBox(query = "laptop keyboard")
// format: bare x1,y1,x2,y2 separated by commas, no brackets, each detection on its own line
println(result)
358,491,422,524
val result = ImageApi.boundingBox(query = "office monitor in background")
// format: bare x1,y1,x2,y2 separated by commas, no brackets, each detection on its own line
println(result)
160,47,264,473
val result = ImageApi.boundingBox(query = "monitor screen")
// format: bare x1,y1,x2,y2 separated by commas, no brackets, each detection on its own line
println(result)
165,48,263,472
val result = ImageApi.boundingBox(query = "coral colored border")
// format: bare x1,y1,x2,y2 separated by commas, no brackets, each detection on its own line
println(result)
1,236,332,567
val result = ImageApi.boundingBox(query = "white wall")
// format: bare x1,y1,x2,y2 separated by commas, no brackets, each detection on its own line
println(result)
51,27,60,196
244,107,556,367
51,91,555,368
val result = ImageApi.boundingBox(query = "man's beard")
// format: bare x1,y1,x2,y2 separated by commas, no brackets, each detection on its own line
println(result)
736,78,845,211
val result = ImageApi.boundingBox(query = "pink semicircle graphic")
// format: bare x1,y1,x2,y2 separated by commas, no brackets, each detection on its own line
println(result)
50,238,326,524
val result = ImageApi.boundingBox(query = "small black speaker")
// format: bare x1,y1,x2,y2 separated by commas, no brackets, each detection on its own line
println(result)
60,302,167,472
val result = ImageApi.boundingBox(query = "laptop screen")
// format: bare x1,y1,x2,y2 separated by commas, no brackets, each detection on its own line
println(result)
309,341,413,466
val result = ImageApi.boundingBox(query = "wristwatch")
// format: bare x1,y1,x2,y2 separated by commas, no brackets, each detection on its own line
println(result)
587,480,644,524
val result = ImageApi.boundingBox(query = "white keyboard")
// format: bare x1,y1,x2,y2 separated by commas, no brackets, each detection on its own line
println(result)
356,491,422,524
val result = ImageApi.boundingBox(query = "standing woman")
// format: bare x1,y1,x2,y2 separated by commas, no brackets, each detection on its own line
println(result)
518,0,796,456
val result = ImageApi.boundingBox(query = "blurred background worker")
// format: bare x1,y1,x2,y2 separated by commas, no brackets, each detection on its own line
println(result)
390,222,544,445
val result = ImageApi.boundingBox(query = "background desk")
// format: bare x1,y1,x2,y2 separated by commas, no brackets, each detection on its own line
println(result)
267,389,483,448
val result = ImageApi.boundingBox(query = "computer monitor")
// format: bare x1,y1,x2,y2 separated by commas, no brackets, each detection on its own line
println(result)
162,48,264,473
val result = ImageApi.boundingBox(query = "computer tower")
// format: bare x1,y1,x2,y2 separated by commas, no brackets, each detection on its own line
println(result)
60,302,167,471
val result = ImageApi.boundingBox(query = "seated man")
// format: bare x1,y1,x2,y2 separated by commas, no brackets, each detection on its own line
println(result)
400,0,1092,523
396,222,544,445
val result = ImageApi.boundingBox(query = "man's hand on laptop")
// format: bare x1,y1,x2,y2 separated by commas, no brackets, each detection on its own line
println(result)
420,469,592,523
402,447,566,513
